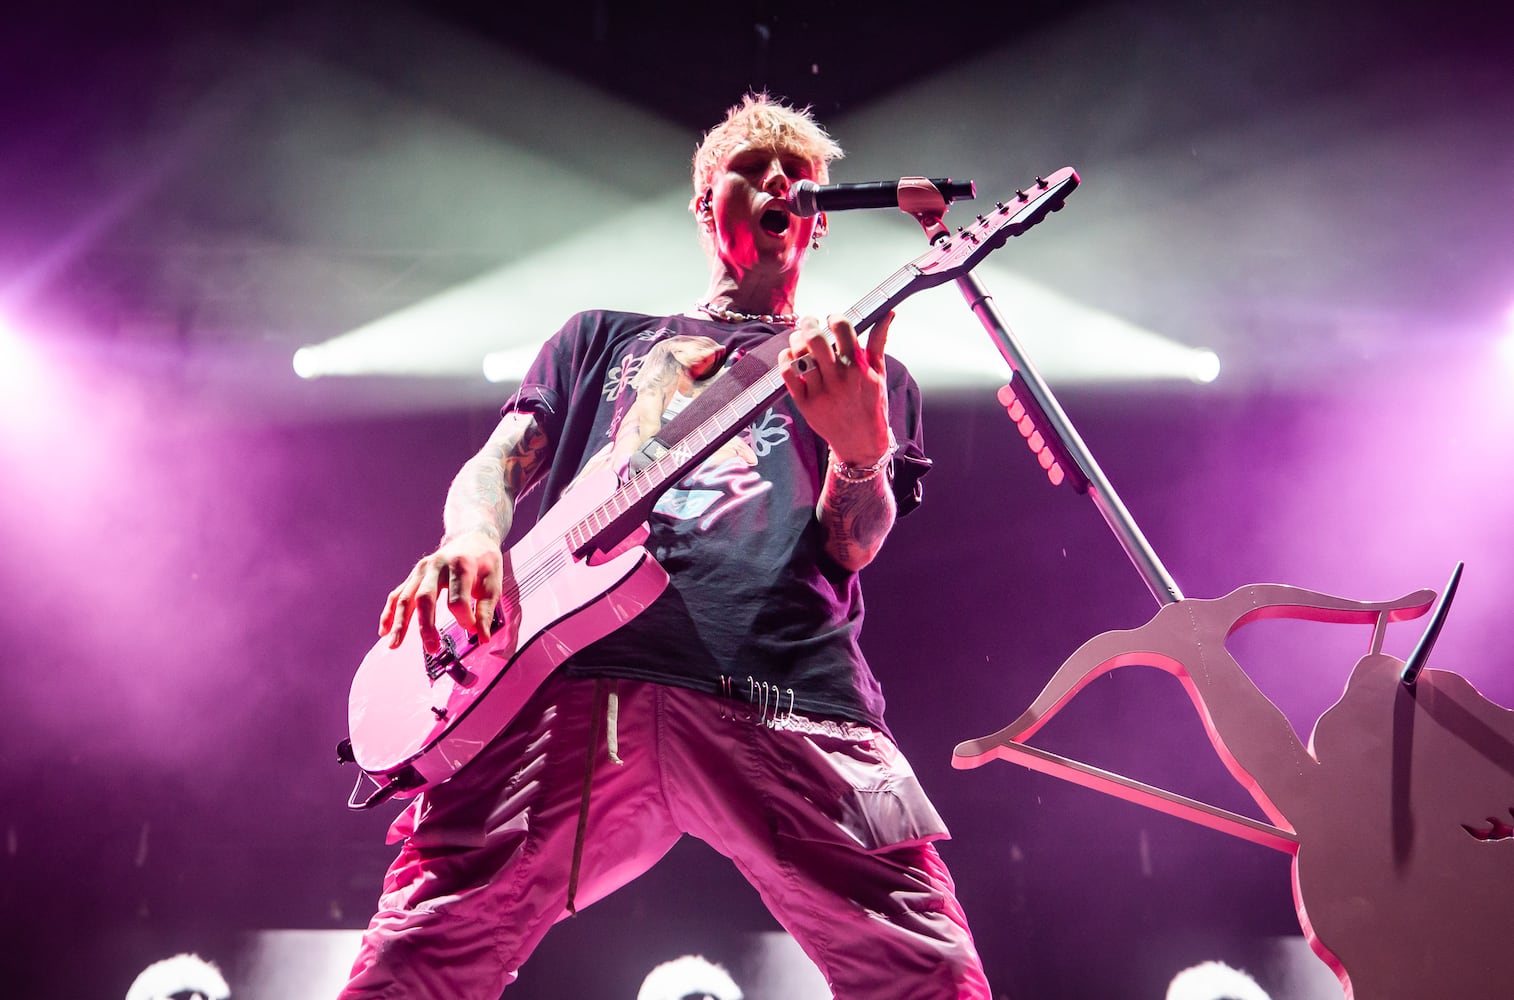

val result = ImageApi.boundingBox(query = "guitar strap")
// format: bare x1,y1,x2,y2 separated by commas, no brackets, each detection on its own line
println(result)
627,327,792,474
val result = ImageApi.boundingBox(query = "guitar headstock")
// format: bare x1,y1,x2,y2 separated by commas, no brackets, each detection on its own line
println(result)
845,167,1079,333
913,166,1079,282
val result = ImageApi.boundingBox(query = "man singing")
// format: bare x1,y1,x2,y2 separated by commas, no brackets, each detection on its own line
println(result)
341,93,990,1000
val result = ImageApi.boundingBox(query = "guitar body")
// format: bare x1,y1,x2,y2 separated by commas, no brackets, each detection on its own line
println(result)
346,466,669,800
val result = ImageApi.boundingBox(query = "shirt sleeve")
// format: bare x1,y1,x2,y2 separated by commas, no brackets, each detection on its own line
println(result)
884,356,932,518
499,312,591,448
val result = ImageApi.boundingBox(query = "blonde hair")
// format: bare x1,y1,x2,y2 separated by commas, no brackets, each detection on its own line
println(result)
689,92,844,212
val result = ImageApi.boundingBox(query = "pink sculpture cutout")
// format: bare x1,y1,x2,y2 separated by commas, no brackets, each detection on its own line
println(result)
954,583,1514,999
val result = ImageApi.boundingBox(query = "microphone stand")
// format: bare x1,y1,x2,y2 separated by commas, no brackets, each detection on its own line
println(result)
896,178,1183,606
905,174,1453,851
899,179,1294,851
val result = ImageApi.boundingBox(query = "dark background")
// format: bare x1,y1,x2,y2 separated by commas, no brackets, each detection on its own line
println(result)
2,1,1511,997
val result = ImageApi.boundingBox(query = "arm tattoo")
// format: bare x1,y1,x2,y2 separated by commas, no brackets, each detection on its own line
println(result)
442,415,550,544
818,465,896,571
501,419,550,497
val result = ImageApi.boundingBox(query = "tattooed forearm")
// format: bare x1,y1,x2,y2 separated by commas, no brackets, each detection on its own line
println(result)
442,414,550,545
817,465,896,571
443,454,511,544
501,419,550,497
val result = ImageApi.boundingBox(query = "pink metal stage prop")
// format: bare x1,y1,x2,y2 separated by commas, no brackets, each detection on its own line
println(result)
955,578,1514,998
902,179,1514,998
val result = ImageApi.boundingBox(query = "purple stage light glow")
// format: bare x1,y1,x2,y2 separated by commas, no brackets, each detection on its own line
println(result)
0,312,45,417
1223,347,1514,725
0,319,332,780
0,312,87,497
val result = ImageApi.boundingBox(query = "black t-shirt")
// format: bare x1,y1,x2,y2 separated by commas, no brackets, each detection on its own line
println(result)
503,310,930,730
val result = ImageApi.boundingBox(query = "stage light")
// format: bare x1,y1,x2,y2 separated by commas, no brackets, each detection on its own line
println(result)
238,930,364,998
0,313,49,427
637,955,742,1000
0,312,24,378
126,953,229,1000
1191,349,1222,384
1165,959,1271,1000
482,343,544,384
787,265,1219,389
292,345,322,379
1499,307,1514,365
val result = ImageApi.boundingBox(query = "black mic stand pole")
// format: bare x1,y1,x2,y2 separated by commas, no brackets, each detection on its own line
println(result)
897,178,1183,608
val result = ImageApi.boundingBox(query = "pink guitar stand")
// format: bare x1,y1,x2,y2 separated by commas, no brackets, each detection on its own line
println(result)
899,179,1514,998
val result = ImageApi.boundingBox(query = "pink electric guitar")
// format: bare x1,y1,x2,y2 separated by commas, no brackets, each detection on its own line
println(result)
340,168,1080,808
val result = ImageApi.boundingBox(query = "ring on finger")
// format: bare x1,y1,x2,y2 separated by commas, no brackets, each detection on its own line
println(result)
834,350,853,368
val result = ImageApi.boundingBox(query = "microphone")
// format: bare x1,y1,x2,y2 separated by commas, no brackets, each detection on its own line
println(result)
786,177,976,216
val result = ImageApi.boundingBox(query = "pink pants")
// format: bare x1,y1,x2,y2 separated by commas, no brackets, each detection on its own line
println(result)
340,675,990,999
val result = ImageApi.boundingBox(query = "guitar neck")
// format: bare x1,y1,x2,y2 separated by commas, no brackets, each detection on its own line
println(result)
565,361,790,555
844,261,921,334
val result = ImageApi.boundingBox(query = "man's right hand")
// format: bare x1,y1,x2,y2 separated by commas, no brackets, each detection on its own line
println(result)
379,530,505,655
377,410,547,657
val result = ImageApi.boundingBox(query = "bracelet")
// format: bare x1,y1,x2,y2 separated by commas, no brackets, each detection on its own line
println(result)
829,446,896,484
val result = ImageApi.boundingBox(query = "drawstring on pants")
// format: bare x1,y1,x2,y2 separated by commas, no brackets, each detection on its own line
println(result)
565,678,622,914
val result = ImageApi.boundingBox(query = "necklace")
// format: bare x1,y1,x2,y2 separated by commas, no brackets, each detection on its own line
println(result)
696,301,797,325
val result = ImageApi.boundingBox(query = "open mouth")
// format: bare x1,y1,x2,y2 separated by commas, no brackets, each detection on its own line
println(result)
759,207,791,236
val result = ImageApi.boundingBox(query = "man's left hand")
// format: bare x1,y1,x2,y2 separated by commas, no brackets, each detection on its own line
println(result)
780,311,894,465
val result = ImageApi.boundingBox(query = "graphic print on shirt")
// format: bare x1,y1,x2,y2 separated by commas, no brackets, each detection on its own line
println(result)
578,332,788,531
601,326,677,403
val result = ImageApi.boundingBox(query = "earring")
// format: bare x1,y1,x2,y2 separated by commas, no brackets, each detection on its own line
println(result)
697,190,713,215
811,213,827,251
